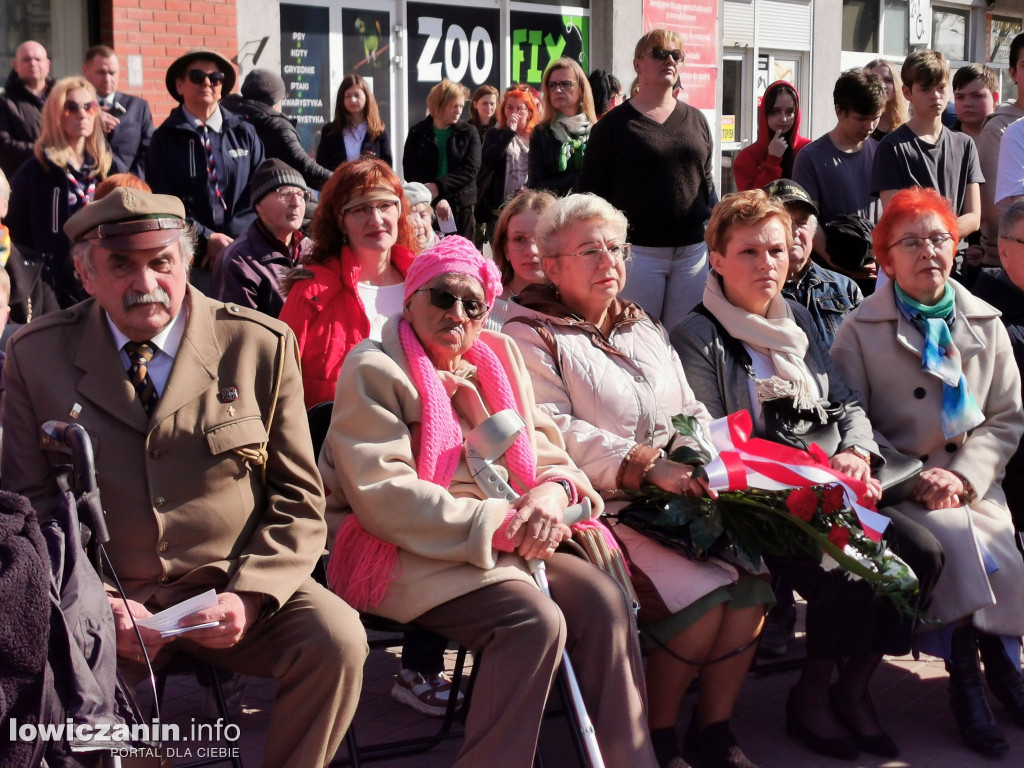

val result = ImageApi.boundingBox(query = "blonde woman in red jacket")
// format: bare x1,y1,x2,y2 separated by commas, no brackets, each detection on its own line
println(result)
733,81,810,191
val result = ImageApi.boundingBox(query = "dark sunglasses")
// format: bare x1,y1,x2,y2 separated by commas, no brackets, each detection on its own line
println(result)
63,100,98,116
648,47,684,63
187,69,226,85
416,288,489,319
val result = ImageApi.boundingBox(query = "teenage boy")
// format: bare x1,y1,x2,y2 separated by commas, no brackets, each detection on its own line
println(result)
871,49,983,246
793,69,886,226
952,64,997,140
977,33,1024,267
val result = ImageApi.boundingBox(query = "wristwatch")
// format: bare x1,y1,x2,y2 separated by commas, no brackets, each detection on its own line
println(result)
844,445,872,465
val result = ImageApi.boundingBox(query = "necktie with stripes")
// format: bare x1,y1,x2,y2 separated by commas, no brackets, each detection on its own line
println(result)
200,125,227,211
124,341,159,415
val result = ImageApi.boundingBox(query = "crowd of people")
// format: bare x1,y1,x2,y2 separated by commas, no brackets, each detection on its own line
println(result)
2,25,1024,768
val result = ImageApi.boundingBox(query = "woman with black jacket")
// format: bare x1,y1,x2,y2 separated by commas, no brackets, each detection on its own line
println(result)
316,74,392,171
478,85,538,237
527,57,596,196
402,79,480,239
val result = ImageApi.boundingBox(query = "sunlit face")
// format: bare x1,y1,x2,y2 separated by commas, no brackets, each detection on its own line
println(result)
83,55,119,98
176,59,223,114
998,218,1024,293
433,97,465,128
15,42,48,85
78,241,188,342
61,87,98,142
474,94,497,122
786,206,816,277
767,92,796,134
953,79,996,129
635,44,683,89
543,218,627,319
710,218,789,316
341,197,401,257
503,211,546,293
880,212,955,305
255,186,306,239
835,109,882,145
404,273,487,370
547,68,580,117
344,86,366,116
408,202,433,246
503,96,530,132
903,80,948,120
870,64,895,102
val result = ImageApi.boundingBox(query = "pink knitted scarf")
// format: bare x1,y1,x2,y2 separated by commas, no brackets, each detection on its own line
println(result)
328,320,537,610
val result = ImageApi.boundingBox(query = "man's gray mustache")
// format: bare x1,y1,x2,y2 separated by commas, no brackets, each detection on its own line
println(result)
123,288,171,310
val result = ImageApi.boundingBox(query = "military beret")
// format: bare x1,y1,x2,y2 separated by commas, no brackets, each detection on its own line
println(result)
64,188,187,250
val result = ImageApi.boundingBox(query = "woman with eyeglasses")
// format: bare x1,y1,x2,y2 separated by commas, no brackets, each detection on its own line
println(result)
7,76,110,307
316,73,392,173
503,193,772,768
527,57,596,197
478,86,541,243
833,187,1024,757
279,156,417,410
671,190,943,762
148,50,265,278
579,29,716,331
403,79,481,240
485,187,555,329
733,81,810,192
320,235,659,768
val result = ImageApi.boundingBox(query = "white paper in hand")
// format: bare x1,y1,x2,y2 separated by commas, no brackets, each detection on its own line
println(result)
137,588,219,636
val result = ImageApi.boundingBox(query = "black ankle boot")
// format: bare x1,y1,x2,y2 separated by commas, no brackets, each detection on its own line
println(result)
977,631,1024,727
947,626,1009,755
683,716,759,768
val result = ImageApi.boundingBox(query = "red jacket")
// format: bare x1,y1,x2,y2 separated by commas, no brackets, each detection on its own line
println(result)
279,244,416,408
733,80,811,191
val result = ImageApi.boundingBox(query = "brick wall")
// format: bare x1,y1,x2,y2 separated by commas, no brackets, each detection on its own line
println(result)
100,0,240,125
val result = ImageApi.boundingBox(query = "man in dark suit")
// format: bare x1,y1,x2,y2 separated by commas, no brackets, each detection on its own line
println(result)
82,45,155,179
1,188,366,767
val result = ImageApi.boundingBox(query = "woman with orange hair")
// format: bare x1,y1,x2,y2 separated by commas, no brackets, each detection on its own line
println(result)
834,186,1024,757
478,85,540,238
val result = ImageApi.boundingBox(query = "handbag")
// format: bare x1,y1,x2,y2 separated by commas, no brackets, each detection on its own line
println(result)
760,396,845,456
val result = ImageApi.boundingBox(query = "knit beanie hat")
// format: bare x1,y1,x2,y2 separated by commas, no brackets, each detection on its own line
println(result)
250,158,307,203
403,236,503,306
241,69,286,107
402,181,432,208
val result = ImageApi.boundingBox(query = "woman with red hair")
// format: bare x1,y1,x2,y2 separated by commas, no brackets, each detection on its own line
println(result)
279,156,417,409
478,85,540,238
834,186,1024,757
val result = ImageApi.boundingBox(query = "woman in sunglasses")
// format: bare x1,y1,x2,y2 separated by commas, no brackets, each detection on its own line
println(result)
7,76,110,307
578,28,716,331
147,50,265,279
504,193,771,768
527,57,596,197
320,235,659,768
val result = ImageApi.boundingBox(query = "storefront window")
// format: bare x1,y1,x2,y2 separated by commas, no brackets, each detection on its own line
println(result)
932,6,968,62
0,0,51,73
843,0,879,52
882,0,908,57
990,15,1022,66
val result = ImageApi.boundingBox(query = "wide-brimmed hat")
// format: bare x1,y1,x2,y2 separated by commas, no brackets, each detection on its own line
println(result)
165,49,237,101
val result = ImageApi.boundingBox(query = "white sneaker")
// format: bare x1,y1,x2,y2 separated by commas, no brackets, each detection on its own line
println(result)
390,668,464,718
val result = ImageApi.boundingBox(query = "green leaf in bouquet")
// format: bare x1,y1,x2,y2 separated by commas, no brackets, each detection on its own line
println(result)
689,506,725,557
668,445,707,467
670,414,714,463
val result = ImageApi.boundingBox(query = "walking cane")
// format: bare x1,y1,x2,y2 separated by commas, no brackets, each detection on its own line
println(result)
465,410,606,768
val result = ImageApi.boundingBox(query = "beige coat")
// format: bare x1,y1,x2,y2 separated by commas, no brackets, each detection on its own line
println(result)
0,287,328,613
318,319,602,624
833,280,1024,634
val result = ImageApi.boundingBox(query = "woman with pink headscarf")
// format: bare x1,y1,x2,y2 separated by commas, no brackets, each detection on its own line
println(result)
319,236,658,768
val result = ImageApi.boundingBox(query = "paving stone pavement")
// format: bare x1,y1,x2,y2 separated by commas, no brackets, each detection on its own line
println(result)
148,625,1024,768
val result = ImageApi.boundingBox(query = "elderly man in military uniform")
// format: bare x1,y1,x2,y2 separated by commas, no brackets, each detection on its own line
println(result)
0,188,366,768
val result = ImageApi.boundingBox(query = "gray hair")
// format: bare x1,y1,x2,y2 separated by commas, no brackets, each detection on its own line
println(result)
999,199,1024,238
73,224,198,279
535,193,629,261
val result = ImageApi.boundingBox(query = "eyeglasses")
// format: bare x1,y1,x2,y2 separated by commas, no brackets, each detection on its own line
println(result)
415,288,489,319
344,200,399,219
646,47,684,63
273,186,309,203
562,243,632,266
548,80,576,93
63,100,98,116
187,69,226,86
507,234,537,251
887,232,954,253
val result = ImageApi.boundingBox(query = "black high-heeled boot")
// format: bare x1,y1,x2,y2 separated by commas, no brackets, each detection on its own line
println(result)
947,626,1009,755
977,631,1024,727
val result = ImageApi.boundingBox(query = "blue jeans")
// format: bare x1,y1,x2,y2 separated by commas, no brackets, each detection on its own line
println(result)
621,242,708,332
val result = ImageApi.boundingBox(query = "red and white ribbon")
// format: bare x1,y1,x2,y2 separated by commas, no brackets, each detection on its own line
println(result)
703,411,890,540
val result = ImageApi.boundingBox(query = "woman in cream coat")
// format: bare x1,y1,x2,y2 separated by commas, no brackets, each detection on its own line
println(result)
833,186,1024,757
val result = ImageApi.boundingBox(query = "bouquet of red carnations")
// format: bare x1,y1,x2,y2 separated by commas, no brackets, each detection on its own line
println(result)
618,413,921,617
